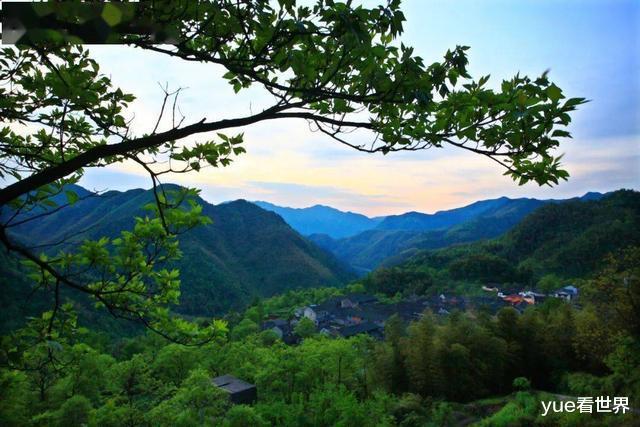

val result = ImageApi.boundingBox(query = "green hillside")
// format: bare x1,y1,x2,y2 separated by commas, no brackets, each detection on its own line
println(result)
310,197,552,272
3,186,355,319
363,190,640,293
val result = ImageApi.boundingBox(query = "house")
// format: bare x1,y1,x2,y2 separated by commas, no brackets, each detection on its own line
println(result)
302,306,317,322
301,306,329,324
339,293,378,308
502,294,524,305
212,375,257,404
394,299,429,321
319,327,333,336
553,285,579,301
437,307,449,316
519,290,547,304
262,319,291,340
262,319,300,344
497,287,519,298
446,296,466,310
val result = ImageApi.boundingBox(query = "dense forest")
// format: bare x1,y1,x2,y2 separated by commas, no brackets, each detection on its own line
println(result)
308,193,603,273
1,247,638,426
1,191,639,426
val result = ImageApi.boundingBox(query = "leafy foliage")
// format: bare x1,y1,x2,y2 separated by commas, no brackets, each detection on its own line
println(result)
1,0,585,343
2,268,638,426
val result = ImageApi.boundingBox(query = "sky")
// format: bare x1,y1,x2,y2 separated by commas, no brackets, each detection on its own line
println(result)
77,0,639,216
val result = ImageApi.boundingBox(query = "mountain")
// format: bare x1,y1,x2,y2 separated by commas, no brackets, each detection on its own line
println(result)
374,197,515,231
367,190,640,292
309,193,605,273
253,201,384,238
4,185,355,317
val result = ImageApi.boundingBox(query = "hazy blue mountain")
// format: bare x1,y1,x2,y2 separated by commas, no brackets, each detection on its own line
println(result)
375,197,534,231
5,186,355,317
309,192,605,273
253,201,384,238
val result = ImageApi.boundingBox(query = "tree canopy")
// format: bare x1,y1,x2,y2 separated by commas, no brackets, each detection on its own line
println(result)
0,0,586,342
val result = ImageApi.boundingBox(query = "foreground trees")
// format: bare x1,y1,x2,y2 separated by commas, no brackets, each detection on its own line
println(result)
2,280,638,426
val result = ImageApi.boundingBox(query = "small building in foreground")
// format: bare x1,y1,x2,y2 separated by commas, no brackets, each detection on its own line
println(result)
212,375,257,404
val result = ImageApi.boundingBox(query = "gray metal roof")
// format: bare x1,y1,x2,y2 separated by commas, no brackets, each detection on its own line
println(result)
212,375,255,393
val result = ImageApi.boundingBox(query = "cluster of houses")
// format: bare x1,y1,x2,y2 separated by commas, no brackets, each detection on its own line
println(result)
261,285,579,343
482,283,579,309
262,292,469,343
214,285,580,406
213,284,580,406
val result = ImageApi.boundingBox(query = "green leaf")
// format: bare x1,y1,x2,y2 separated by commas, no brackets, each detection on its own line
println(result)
546,84,563,102
65,190,79,205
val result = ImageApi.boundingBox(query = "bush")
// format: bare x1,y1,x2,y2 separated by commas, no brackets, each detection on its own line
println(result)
513,377,531,391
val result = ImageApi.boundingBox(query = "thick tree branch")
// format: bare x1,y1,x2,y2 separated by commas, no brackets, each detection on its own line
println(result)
0,107,370,206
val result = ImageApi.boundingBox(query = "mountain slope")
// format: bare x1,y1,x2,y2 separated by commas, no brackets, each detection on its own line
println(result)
5,186,355,316
253,201,383,238
310,198,548,272
390,190,640,285
375,197,515,231
310,193,605,273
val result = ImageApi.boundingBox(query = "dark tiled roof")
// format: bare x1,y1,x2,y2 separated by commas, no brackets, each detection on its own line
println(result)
212,375,255,393
315,297,343,311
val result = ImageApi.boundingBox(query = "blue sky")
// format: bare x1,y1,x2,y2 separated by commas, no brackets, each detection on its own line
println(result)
79,0,639,216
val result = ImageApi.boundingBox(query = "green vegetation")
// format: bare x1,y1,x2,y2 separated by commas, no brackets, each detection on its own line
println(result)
1,186,637,426
312,196,552,272
362,190,640,297
1,246,638,425
3,185,353,320
1,0,585,342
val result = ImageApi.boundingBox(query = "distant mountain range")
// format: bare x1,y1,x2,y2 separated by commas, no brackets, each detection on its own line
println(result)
253,201,384,239
3,185,355,317
373,189,640,288
256,193,606,273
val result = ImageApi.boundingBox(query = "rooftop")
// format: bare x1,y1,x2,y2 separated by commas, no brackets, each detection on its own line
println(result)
212,375,255,394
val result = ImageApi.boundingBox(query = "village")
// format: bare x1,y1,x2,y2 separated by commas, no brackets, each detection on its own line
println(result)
213,283,581,404
261,284,580,344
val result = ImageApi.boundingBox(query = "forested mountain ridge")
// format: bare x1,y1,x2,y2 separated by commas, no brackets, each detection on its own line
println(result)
367,189,640,292
253,201,384,238
309,193,605,273
374,196,518,231
3,185,355,318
